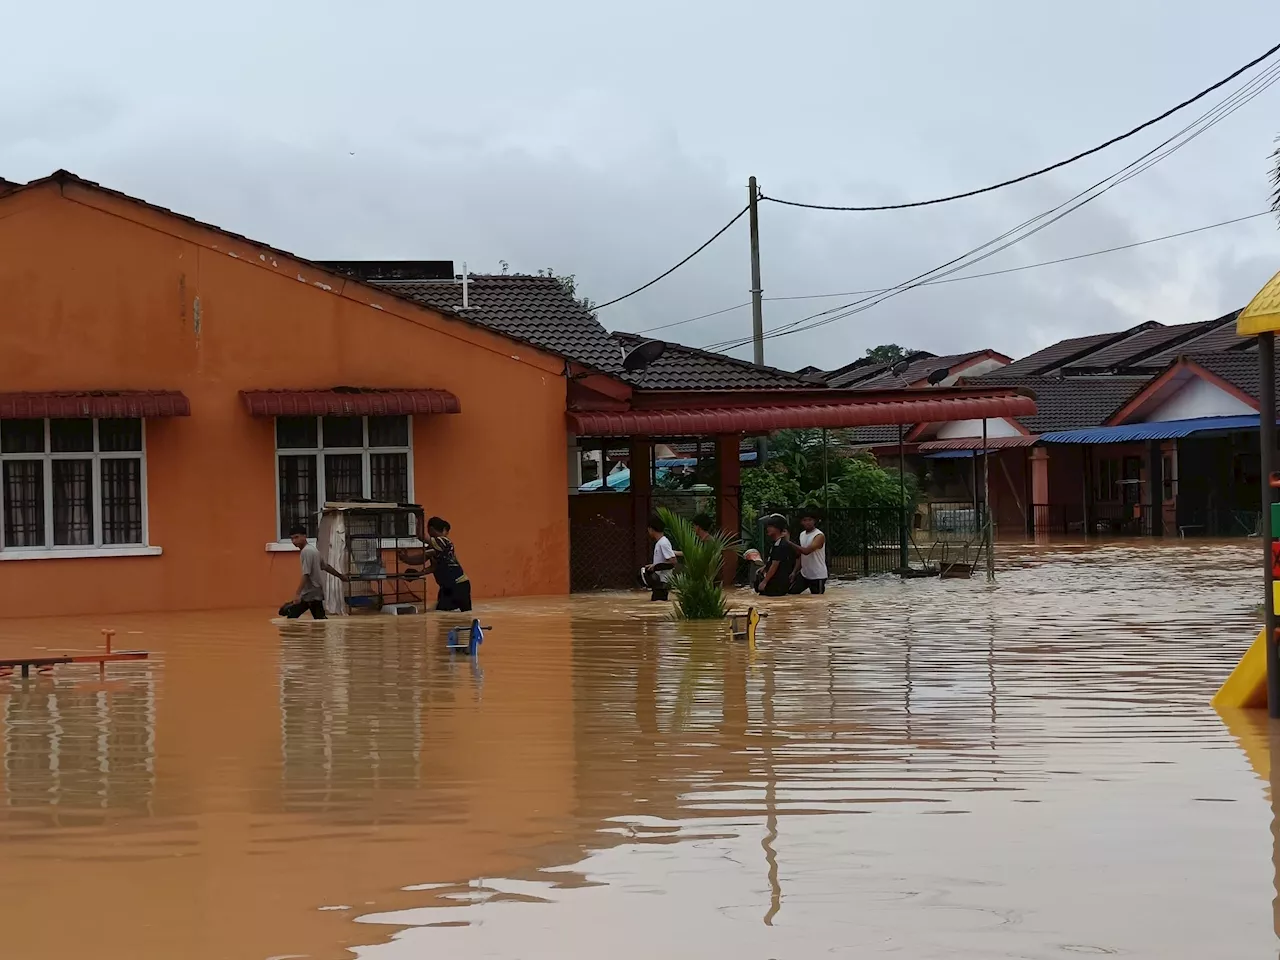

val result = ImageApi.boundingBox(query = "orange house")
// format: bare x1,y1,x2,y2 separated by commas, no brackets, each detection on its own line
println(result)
0,172,1038,618
0,172,591,617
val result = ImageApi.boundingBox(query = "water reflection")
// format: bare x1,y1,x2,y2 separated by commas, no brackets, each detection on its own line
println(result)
0,543,1276,959
4,673,156,818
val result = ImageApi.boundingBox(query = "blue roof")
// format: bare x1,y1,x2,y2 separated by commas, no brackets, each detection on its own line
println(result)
1039,415,1263,444
923,449,1000,459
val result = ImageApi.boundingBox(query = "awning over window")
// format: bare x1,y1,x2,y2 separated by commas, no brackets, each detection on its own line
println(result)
0,390,190,419
240,388,461,417
1039,415,1264,444
917,436,1037,452
567,393,1036,437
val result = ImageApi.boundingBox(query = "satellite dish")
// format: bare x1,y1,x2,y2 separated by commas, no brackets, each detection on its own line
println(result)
621,339,667,372
926,367,949,385
890,359,910,377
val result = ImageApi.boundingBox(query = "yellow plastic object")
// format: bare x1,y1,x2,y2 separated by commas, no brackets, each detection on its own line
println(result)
1214,705,1271,783
1236,267,1280,335
1211,629,1269,709
728,607,761,650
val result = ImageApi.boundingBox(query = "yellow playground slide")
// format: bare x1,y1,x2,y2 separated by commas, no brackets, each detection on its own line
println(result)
1212,628,1269,710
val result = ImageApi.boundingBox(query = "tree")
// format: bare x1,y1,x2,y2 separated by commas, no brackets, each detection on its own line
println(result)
863,344,916,365
538,268,595,311
1272,141,1280,215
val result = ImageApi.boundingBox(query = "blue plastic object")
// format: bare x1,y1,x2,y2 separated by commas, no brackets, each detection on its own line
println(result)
446,619,488,655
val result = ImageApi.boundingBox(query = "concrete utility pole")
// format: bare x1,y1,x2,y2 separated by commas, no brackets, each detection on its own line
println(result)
748,176,764,367
748,176,767,464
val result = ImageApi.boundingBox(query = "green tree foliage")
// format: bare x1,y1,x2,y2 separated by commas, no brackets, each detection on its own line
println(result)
744,429,917,516
538,268,595,311
863,344,916,364
658,507,738,620
1272,140,1279,215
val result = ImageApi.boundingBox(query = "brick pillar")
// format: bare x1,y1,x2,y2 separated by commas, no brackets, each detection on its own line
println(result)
1030,447,1050,539
630,436,652,571
716,434,742,586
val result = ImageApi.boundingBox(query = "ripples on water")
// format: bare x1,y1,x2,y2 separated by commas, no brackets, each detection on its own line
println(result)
0,542,1275,958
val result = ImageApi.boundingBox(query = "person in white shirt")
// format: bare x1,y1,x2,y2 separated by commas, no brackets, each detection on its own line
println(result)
641,514,677,601
789,510,828,595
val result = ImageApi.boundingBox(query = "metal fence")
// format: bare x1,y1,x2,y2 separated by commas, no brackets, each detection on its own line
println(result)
749,506,908,578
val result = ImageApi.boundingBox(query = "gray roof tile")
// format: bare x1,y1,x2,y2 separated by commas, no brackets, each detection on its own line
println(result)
972,375,1154,433
369,275,625,375
610,332,815,390
983,323,1160,377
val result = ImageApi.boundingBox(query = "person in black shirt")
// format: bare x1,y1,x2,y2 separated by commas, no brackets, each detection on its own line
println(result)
398,516,472,612
754,515,796,597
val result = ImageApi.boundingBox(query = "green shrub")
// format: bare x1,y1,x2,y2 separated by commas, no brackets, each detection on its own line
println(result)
658,507,738,620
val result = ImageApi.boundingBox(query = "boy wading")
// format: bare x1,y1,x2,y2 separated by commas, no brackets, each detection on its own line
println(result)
790,512,828,594
754,515,797,597
641,515,677,601
399,516,472,612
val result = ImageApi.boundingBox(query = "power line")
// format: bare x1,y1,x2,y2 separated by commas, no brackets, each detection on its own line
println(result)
635,300,752,335
590,205,749,311
704,59,1280,353
760,38,1280,213
649,210,1268,334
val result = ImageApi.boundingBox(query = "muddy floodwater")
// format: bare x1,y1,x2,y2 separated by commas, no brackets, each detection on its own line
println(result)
1,542,1277,958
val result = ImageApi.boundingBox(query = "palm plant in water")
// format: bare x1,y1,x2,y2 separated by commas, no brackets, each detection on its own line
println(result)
657,507,738,620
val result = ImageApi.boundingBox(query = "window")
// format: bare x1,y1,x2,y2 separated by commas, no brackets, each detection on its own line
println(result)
0,418,145,551
1161,454,1175,503
275,415,411,539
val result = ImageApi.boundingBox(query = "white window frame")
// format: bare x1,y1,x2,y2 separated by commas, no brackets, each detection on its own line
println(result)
0,418,153,558
272,414,414,546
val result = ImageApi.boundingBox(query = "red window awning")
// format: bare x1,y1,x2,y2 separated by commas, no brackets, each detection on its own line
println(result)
917,436,1037,452
567,393,1036,437
240,388,461,417
0,390,191,419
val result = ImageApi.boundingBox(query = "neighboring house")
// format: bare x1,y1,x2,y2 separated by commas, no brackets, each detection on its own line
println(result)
840,310,1262,538
0,171,1033,612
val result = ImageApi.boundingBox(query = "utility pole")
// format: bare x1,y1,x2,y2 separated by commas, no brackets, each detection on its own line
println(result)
749,175,767,464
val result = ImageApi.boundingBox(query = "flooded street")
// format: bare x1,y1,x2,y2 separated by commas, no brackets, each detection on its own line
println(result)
0,542,1275,959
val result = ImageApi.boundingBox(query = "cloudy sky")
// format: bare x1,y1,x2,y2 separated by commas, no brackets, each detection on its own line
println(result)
3,0,1279,371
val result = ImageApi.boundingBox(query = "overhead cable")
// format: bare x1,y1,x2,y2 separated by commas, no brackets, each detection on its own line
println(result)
702,60,1280,353
760,39,1280,212
590,205,749,311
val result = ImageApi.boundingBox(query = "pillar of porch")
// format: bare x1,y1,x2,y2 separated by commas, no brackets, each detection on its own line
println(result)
1030,447,1050,538
630,436,653,571
1160,439,1178,536
716,433,742,586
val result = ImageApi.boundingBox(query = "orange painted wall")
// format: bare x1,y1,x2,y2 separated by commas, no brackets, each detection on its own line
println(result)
0,182,571,616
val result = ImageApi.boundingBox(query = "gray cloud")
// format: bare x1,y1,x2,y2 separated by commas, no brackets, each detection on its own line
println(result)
2,0,1278,372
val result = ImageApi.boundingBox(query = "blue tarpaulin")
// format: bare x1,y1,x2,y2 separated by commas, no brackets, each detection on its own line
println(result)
1038,415,1264,444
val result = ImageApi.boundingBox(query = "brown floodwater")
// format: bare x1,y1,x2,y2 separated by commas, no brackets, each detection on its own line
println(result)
0,541,1277,958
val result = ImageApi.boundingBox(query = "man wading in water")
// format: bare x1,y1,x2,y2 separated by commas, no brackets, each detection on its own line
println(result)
280,523,348,619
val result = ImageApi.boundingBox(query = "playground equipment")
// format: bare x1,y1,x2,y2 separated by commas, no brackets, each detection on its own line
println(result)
0,629,149,680
728,607,763,649
1214,499,1280,709
446,619,490,655
1212,273,1280,713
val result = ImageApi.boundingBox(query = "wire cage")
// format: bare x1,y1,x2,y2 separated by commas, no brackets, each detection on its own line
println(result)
318,501,429,614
